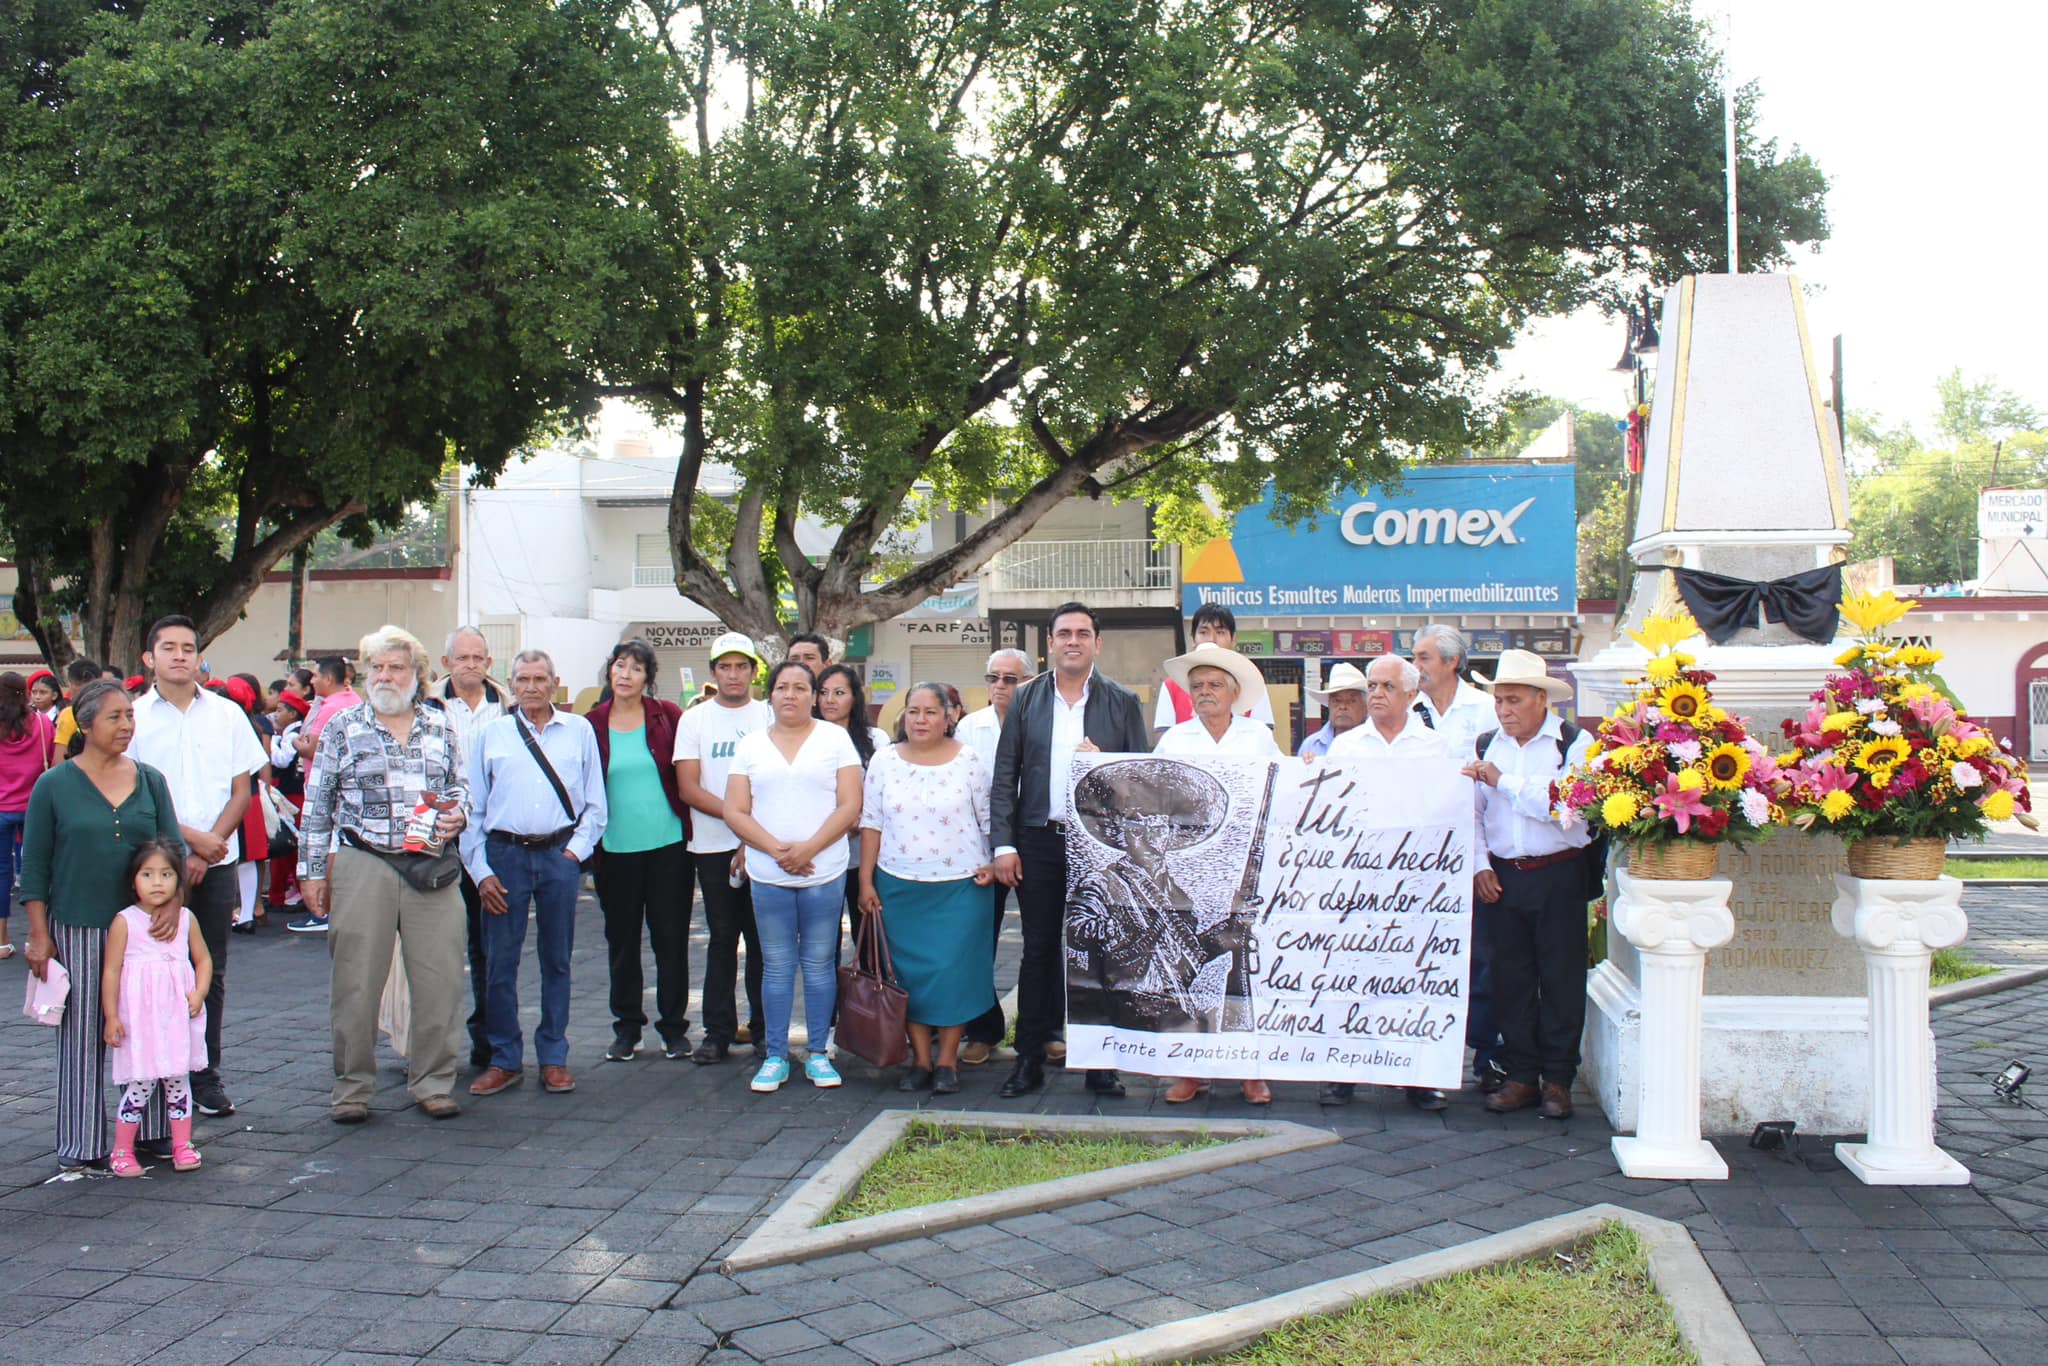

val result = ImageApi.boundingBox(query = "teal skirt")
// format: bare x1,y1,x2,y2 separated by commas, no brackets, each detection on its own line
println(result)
874,870,997,1028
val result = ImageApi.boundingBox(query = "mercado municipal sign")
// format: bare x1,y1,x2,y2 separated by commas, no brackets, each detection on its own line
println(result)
1182,464,1577,618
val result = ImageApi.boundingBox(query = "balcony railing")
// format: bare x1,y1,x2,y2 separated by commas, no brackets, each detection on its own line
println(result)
633,563,673,587
983,539,1177,596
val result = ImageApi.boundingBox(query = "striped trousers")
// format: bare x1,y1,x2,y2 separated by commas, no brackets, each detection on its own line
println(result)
52,923,165,1165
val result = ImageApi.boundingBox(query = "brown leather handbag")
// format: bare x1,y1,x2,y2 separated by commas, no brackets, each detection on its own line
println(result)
835,911,909,1068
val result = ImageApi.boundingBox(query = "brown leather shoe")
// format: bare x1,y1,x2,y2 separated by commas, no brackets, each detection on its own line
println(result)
959,1041,993,1067
1484,1080,1541,1114
1240,1079,1273,1105
1539,1081,1574,1120
468,1066,522,1097
417,1095,462,1119
1164,1077,1211,1104
542,1065,576,1094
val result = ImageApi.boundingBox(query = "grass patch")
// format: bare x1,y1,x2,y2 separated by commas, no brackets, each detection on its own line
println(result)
1947,856,2048,880
826,1119,1226,1224
1931,947,1998,988
1188,1221,1693,1366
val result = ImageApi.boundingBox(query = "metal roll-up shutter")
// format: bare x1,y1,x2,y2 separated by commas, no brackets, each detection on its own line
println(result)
908,643,990,690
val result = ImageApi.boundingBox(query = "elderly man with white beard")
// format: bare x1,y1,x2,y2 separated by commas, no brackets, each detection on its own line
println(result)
298,625,470,1124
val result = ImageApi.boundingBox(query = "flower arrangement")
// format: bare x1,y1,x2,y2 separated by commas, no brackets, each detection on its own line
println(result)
1774,588,2036,844
1554,607,1783,856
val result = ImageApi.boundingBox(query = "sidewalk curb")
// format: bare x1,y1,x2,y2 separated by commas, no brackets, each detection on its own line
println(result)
1014,1203,1759,1366
722,1110,1338,1272
1932,962,2048,1006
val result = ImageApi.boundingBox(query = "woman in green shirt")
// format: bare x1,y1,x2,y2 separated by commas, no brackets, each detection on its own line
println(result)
585,640,694,1062
19,680,187,1169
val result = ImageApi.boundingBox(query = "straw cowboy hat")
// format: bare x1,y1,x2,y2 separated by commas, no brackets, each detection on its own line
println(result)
1306,661,1370,701
1165,642,1266,704
1472,648,1574,701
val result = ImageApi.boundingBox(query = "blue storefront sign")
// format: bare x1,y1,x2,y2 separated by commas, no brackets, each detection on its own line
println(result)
1182,464,1577,618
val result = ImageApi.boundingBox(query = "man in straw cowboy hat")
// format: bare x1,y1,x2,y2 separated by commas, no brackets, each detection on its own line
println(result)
1154,643,1282,761
1298,661,1370,758
1462,648,1593,1120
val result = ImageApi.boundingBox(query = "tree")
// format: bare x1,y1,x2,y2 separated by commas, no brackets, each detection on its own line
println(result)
0,0,676,667
1846,372,2048,584
599,0,1827,644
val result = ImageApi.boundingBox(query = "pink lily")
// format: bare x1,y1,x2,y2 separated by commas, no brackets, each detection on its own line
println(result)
1653,775,1713,834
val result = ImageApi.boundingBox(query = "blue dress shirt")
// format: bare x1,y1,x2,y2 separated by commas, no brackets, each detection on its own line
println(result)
461,707,608,882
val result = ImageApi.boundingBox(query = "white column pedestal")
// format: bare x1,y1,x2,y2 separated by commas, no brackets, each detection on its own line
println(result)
1830,873,1971,1186
1609,869,1734,1181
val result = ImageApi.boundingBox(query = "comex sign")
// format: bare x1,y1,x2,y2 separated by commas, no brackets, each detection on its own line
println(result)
1182,464,1576,618
1339,497,1538,548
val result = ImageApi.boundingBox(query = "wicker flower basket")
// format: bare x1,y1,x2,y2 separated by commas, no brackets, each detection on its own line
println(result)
1845,837,1946,881
1629,840,1721,881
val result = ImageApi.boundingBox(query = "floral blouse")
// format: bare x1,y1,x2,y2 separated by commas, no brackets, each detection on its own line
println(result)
859,744,991,882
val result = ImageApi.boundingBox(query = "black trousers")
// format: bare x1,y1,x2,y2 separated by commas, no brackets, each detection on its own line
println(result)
595,842,694,1046
1487,859,1587,1088
186,868,235,1086
962,885,1012,1045
695,850,763,1045
1012,825,1068,1060
460,870,489,1063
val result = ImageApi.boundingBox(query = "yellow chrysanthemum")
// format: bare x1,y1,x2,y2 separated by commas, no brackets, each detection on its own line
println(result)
1853,736,1911,773
1835,645,1863,667
1704,744,1750,789
1960,736,1996,759
1893,645,1942,668
1675,768,1706,792
1820,790,1856,822
1645,655,1683,684
1601,792,1641,827
1838,588,1917,636
1658,682,1709,722
1898,683,1937,704
1983,789,2017,822
1821,711,1861,733
1604,745,1644,771
1627,608,1701,656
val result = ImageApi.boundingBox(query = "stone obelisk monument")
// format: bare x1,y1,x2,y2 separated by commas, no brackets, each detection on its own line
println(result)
1575,273,1873,1137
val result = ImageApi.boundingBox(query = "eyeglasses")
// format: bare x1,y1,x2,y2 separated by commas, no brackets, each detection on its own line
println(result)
984,673,1024,685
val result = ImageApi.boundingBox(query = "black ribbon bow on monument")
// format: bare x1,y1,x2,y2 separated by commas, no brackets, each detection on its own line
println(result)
1671,564,1843,645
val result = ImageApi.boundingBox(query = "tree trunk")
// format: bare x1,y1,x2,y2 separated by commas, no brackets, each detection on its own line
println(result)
288,542,309,665
11,551,75,673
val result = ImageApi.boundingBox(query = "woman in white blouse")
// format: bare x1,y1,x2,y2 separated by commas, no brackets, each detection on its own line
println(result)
724,661,864,1094
858,683,996,1095
1154,644,1281,761
1153,643,1278,1104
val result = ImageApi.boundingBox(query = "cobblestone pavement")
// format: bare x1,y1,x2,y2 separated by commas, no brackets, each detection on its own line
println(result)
0,885,2041,1364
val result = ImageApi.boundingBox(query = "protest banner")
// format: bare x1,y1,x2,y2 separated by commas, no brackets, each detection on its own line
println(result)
1062,752,1475,1088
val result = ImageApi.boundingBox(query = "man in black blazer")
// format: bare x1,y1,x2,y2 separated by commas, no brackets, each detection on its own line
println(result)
990,600,1153,1098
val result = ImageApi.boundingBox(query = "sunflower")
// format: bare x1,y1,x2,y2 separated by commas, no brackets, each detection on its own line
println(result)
1657,681,1708,722
1853,736,1911,774
1704,743,1750,789
1892,644,1942,669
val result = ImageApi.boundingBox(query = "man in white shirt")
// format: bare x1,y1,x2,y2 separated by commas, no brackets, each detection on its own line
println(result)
461,652,606,1098
1154,643,1282,760
1327,656,1447,761
1320,655,1451,1113
129,615,269,1119
432,626,507,1066
1412,624,1494,759
674,631,773,1063
1462,650,1594,1121
1151,604,1275,733
955,647,1031,1065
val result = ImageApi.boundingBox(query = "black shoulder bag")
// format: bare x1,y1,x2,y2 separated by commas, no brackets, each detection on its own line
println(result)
1475,724,1609,903
515,710,594,872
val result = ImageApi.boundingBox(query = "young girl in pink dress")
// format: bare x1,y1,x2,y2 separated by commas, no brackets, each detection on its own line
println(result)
102,841,214,1176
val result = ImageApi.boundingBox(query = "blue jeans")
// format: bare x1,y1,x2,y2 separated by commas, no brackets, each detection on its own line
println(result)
481,837,579,1070
0,809,22,922
752,876,843,1059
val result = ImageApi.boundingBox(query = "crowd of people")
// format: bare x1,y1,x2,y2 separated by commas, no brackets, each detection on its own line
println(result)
1,600,1599,1170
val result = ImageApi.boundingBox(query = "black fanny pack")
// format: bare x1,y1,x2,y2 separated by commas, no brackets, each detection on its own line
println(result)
341,829,462,893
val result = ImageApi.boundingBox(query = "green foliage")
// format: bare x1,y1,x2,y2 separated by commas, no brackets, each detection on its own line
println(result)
826,1119,1225,1224
1191,1222,1693,1366
0,0,676,662
1578,479,1634,600
608,0,1828,637
1847,371,2048,585
1929,948,1996,989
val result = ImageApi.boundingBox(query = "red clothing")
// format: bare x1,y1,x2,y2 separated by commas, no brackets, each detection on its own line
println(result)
0,712,54,811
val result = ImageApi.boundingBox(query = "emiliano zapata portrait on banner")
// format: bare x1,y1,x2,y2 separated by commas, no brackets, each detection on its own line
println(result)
1065,757,1275,1034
